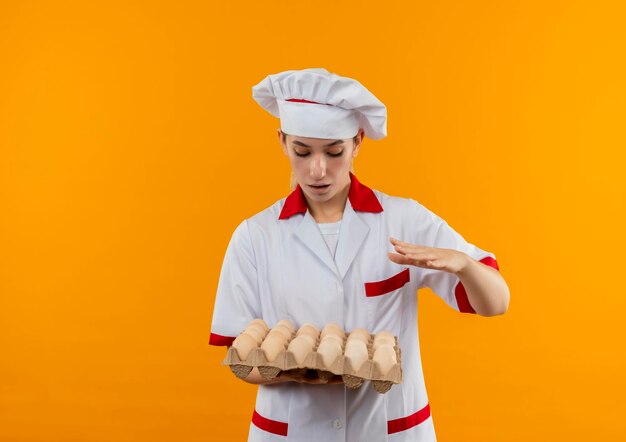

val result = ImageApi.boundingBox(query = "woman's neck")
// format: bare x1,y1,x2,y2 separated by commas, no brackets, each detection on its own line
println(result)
307,180,350,223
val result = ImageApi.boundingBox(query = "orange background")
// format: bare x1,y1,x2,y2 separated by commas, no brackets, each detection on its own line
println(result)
1,1,625,441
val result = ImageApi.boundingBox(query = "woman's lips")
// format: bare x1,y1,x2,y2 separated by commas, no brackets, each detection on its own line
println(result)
308,184,331,193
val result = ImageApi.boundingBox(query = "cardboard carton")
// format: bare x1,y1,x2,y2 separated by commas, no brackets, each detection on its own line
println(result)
222,322,403,394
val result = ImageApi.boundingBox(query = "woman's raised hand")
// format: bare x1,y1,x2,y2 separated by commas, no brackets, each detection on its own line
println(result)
387,237,469,274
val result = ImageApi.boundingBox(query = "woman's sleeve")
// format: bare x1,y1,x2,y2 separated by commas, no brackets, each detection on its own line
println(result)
410,199,501,314
208,219,262,346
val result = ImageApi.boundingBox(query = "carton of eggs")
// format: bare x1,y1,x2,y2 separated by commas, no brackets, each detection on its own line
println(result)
223,319,403,394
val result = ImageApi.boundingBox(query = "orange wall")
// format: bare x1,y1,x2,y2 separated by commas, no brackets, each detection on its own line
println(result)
1,1,625,440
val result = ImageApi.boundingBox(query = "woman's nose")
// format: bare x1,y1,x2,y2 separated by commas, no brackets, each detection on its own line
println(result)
310,154,326,179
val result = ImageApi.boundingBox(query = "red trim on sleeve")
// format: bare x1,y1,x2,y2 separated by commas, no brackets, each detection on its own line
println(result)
365,268,410,297
208,333,236,346
387,402,431,434
479,256,499,271
252,409,288,436
454,257,500,314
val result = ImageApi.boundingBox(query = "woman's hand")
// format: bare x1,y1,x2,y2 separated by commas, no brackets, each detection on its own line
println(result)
277,372,344,385
388,237,510,316
243,367,344,385
387,237,469,274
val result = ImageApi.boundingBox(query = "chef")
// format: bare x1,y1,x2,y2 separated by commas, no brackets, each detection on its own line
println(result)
209,68,510,441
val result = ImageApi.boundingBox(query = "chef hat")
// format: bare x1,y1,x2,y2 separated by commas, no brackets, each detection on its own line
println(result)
251,68,387,140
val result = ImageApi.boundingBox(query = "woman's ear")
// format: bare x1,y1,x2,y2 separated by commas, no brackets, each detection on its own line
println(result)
352,128,364,158
278,129,288,155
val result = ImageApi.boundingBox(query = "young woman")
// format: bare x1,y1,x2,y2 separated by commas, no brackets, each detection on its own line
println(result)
209,68,510,441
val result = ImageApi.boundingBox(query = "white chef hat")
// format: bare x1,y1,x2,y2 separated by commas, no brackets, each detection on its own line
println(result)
251,68,387,140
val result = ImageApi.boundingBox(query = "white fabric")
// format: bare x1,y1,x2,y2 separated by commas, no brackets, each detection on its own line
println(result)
210,190,496,442
251,68,387,140
278,99,360,140
317,220,342,258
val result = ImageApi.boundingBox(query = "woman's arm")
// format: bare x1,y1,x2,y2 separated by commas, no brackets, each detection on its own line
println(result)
388,237,510,317
454,255,510,316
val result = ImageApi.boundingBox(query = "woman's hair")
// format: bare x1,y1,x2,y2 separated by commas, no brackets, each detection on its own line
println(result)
283,131,358,191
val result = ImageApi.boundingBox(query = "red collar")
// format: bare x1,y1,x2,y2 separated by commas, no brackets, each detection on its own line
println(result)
278,172,383,220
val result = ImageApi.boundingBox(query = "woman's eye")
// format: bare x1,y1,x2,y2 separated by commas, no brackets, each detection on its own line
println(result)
293,150,343,157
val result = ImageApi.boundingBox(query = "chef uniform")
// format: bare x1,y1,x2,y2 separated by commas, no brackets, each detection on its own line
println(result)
209,68,501,441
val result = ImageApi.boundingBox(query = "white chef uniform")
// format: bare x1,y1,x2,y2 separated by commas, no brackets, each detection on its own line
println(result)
209,68,501,441
209,173,500,441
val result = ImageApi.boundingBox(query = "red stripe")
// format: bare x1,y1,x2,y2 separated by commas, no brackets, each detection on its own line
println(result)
455,257,500,314
286,98,324,104
208,332,236,346
365,268,410,297
252,409,288,436
387,403,431,434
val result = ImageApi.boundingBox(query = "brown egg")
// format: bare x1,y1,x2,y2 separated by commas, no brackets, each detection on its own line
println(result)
265,330,288,346
271,325,293,341
344,340,369,371
297,329,319,342
261,335,286,362
287,335,315,364
373,345,397,376
276,319,295,333
320,334,344,349
347,328,370,345
249,319,269,332
293,333,315,347
321,323,345,340
345,339,368,354
232,332,258,361
373,331,396,351
296,323,320,340
373,331,394,342
246,322,267,335
243,326,265,344
316,339,342,368
261,332,281,346
372,335,395,351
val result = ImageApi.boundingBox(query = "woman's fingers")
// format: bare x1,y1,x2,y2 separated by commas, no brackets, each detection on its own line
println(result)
388,252,440,269
388,252,429,266
388,252,411,264
389,238,450,270
393,241,428,254
394,245,436,260
408,254,440,269
390,237,412,247
389,241,462,272
390,237,424,247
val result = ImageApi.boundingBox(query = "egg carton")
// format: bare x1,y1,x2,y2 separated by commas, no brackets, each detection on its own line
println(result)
222,331,403,394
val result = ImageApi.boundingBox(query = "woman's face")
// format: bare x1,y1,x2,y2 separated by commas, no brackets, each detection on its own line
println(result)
279,128,363,205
